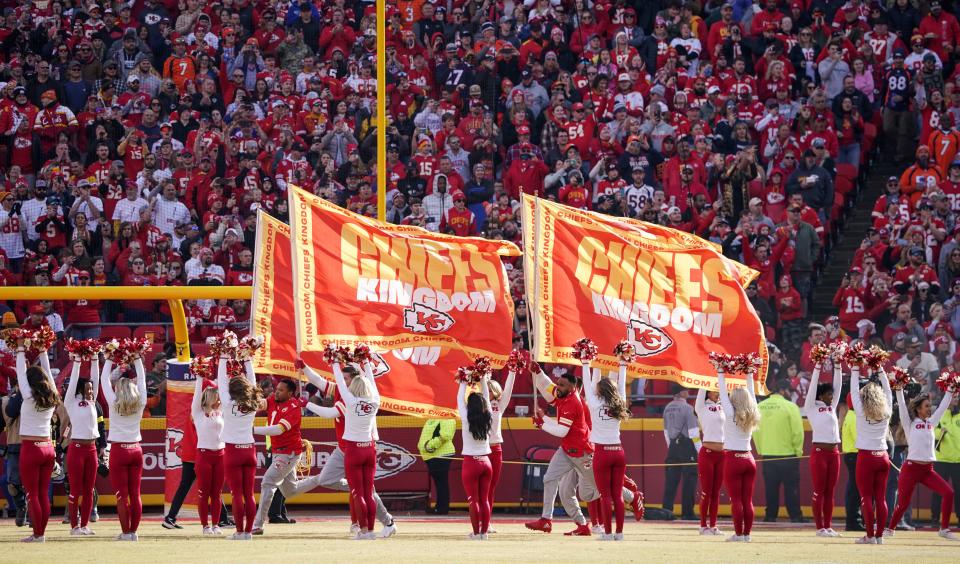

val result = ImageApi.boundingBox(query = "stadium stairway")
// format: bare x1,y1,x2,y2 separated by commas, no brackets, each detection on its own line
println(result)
809,161,898,319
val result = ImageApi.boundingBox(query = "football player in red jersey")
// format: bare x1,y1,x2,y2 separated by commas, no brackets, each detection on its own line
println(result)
525,363,600,536
250,379,324,535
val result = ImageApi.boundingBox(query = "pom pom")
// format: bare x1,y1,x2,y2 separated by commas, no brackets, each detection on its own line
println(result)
829,341,848,362
614,340,637,363
454,366,478,384
505,349,530,373
842,341,867,367
472,356,492,376
322,344,351,365
226,359,247,379
64,338,104,361
102,337,151,369
708,351,729,371
4,326,56,354
207,330,240,358
887,366,913,391
571,338,598,361
351,344,373,365
190,355,214,380
864,345,890,372
809,344,830,364
236,334,265,361
937,369,960,393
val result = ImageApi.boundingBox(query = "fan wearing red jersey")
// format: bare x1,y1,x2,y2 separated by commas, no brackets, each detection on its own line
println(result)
439,192,477,236
525,364,600,536
250,379,324,535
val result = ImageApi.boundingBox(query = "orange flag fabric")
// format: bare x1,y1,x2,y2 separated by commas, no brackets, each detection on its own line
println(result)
287,186,520,364
521,194,768,392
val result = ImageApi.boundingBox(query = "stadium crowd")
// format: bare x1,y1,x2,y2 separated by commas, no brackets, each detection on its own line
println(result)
0,0,958,428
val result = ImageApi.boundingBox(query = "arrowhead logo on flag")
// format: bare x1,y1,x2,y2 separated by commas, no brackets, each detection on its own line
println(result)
402,303,455,334
627,319,675,357
369,352,391,379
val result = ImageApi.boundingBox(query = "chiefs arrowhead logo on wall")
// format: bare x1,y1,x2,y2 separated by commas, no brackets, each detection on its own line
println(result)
627,318,674,357
402,302,455,334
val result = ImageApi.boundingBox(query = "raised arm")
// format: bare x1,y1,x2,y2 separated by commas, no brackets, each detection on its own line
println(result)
83,356,98,401
745,370,756,401
457,381,468,416
100,359,116,404
191,375,204,420
717,370,734,417
830,365,842,411
803,364,822,414
582,362,599,404
244,359,256,385
850,367,862,413
39,349,54,389
617,363,627,401
333,362,356,405
500,369,517,408
878,366,893,406
363,362,379,402
480,375,491,410
896,388,910,429
932,390,954,426
695,388,706,417
134,358,147,406
66,360,81,401
302,364,334,397
216,357,230,406
533,366,557,403
16,350,30,400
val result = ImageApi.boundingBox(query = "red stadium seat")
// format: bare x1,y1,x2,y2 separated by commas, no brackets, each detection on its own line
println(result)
99,326,131,341
835,174,855,196
836,163,858,182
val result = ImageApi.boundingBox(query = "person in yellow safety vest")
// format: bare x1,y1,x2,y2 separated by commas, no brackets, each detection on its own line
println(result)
418,419,456,515
753,379,804,523
934,394,960,527
842,398,863,531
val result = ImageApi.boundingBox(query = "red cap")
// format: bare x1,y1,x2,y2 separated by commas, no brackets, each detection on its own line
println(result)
30,305,45,315
452,191,466,201
571,102,585,110
517,124,531,135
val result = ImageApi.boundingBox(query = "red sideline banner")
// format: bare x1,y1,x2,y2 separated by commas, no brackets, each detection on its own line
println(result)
163,360,196,513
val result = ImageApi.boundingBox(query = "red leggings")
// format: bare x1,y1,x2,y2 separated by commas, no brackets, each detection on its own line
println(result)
592,445,626,534
698,447,725,529
225,443,257,533
856,450,890,538
109,442,143,534
67,442,98,529
889,460,954,531
21,440,55,538
810,447,840,530
196,448,225,528
344,441,377,531
723,451,757,536
462,454,493,535
488,443,503,511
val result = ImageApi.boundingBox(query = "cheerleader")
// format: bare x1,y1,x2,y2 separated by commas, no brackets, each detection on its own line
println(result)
331,358,380,540
64,354,101,536
101,355,147,541
192,375,225,535
802,360,843,537
458,374,493,540
487,367,517,524
717,368,761,542
583,360,630,540
694,386,724,536
217,356,261,540
15,345,60,543
884,387,959,540
849,366,893,544
301,362,396,537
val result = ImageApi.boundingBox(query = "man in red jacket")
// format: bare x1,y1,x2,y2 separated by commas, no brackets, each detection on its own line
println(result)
503,146,549,199
832,266,870,334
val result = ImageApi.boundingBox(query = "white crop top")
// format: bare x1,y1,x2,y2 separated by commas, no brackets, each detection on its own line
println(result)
802,365,843,444
695,388,725,443
584,363,627,445
16,351,56,438
64,358,100,440
717,370,756,452
334,362,380,442
217,358,257,445
192,377,225,450
899,389,952,462
458,378,492,456
101,358,147,443
489,369,517,445
850,368,893,451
